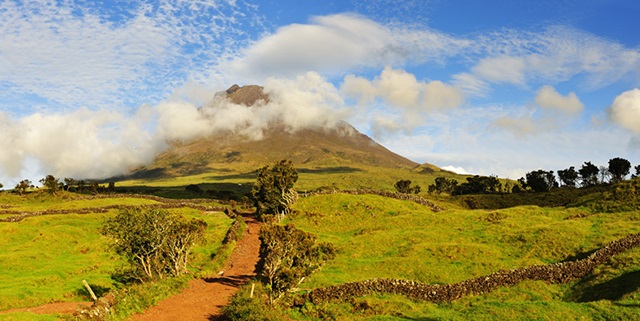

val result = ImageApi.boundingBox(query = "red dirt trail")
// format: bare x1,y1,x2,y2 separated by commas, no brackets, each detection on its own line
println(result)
131,214,261,321
0,214,261,320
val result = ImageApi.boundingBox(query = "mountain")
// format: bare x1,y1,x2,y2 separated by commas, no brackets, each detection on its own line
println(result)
129,85,421,178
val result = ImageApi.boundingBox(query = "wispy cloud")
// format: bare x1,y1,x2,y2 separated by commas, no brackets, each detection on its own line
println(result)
0,0,257,111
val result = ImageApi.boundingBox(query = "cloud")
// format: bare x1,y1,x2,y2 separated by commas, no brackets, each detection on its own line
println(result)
0,0,255,111
157,72,349,141
342,67,463,111
472,56,526,85
0,108,164,183
226,13,467,80
468,26,640,89
534,85,584,114
441,165,469,175
608,88,640,133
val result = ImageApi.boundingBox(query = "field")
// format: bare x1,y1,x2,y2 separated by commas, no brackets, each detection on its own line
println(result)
280,193,640,320
0,192,234,320
2,163,640,320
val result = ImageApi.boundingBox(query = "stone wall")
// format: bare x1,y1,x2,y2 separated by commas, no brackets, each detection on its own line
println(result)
306,233,640,304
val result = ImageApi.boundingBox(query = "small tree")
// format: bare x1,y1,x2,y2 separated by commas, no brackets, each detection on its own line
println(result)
521,170,557,192
428,177,458,195
15,179,32,196
633,165,640,178
63,177,76,191
394,179,421,194
454,175,501,195
557,166,579,188
40,175,62,195
259,224,335,303
251,160,299,222
579,162,599,187
101,208,207,282
608,157,631,183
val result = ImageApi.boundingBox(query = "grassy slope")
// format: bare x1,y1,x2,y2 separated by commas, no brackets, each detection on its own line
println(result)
282,193,640,320
0,192,233,314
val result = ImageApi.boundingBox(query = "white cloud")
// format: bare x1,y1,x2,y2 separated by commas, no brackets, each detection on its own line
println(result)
472,56,526,85
226,13,467,81
157,72,348,141
608,88,640,133
441,166,469,175
469,26,640,89
0,108,164,183
0,0,254,110
342,67,463,111
534,85,584,114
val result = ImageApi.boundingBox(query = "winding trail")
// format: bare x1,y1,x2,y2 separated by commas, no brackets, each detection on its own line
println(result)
131,214,261,321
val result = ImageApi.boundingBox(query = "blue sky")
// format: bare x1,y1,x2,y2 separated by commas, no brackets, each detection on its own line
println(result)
1,0,639,185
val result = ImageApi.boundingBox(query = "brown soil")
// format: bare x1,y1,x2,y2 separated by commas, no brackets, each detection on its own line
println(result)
130,214,261,321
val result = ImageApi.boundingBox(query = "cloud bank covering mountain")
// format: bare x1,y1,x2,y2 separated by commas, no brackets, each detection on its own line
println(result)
1,0,639,185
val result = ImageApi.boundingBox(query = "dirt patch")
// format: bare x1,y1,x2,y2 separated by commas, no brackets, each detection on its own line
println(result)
131,214,261,321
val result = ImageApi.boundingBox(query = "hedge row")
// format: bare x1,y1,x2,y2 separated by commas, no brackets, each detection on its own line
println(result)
300,189,442,212
306,232,640,304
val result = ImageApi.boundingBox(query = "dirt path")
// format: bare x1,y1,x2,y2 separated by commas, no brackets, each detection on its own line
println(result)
131,214,261,321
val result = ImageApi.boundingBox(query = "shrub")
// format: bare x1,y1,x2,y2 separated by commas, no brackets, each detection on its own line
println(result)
394,180,421,194
251,160,299,222
259,224,336,303
223,282,284,321
101,208,207,282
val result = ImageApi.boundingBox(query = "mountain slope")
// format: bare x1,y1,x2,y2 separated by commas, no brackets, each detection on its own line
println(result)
129,85,420,178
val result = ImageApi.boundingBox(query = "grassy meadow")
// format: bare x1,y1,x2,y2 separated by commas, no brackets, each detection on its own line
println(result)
2,162,640,320
280,192,640,320
0,192,234,320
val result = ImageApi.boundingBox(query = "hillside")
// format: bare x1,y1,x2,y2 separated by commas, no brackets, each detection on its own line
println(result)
127,85,420,179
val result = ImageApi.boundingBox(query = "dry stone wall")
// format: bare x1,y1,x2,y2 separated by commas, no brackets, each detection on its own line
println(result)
306,233,640,304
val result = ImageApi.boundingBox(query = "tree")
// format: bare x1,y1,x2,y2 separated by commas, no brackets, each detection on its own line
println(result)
557,166,579,187
40,175,62,195
598,166,612,184
15,179,32,196
453,175,501,195
101,208,207,282
63,177,76,191
394,180,421,194
608,157,631,183
633,165,640,179
579,162,599,187
0,182,3,190
259,224,335,303
428,177,458,195
520,170,557,192
251,160,299,222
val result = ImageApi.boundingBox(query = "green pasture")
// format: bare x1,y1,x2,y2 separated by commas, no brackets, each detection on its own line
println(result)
0,193,234,317
283,193,640,320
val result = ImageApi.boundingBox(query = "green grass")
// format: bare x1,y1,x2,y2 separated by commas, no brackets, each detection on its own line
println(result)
0,194,234,317
281,193,640,320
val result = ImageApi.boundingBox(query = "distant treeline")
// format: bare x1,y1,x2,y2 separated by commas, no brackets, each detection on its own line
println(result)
428,157,638,195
